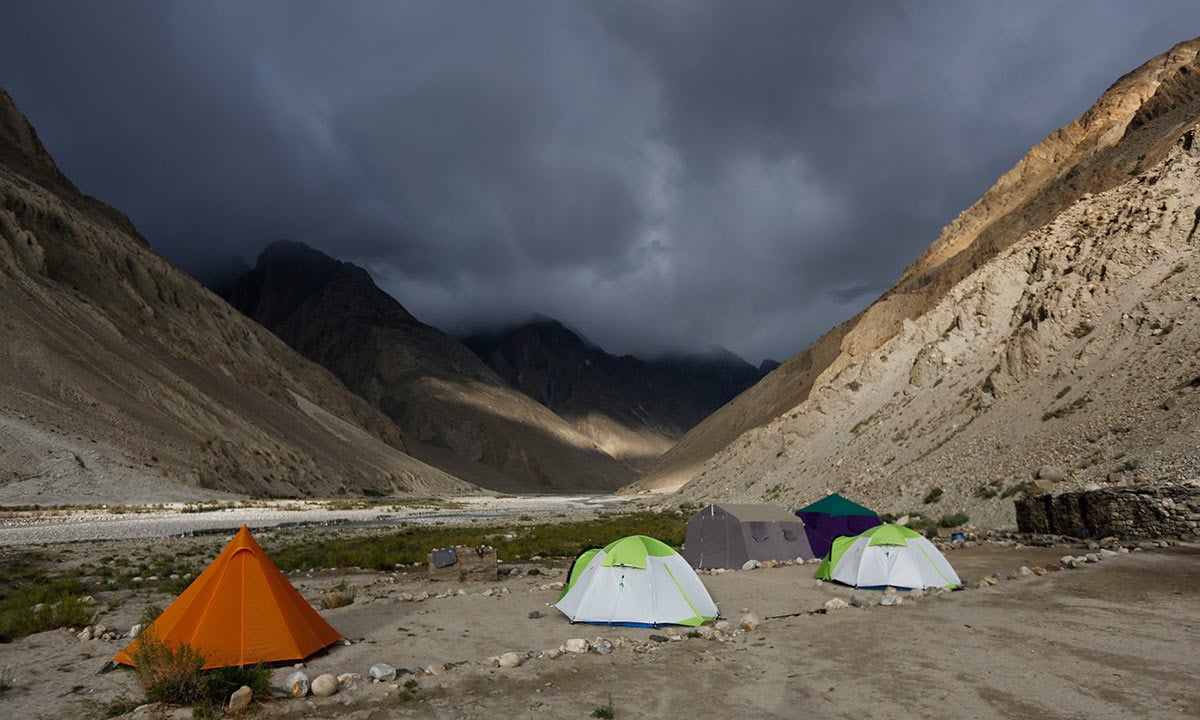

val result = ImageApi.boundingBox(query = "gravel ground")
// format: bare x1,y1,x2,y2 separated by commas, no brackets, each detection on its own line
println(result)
0,495,631,546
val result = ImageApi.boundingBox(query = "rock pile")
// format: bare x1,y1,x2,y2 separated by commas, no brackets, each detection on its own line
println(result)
1016,482,1200,540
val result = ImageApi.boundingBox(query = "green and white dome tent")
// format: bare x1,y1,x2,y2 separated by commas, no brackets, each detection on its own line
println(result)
814,524,960,590
555,535,719,627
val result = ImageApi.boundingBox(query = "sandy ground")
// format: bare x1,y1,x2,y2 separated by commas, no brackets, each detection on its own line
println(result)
0,536,1196,720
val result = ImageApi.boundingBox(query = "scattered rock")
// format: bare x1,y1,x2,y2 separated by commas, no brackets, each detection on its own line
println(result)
129,623,145,638
648,634,670,643
288,671,310,697
850,594,873,608
427,664,447,676
311,673,338,697
78,626,93,642
591,639,614,655
714,620,732,633
1085,554,1099,564
564,638,590,654
739,613,760,631
528,610,542,619
1035,465,1067,482
545,649,562,659
498,652,524,668
741,560,763,571
1018,566,1034,577
369,663,397,682
337,673,360,688
880,593,902,607
228,685,253,713
824,598,849,611
1060,555,1078,569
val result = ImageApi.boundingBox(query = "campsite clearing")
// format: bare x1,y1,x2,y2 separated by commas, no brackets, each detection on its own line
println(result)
0,532,1196,719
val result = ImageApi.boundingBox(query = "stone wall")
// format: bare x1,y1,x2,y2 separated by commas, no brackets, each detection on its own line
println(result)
1015,483,1200,539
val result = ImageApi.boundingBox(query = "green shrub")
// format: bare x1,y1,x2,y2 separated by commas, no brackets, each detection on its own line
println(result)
922,487,943,504
131,628,270,710
938,512,970,528
1070,322,1094,339
132,629,208,705
592,695,616,719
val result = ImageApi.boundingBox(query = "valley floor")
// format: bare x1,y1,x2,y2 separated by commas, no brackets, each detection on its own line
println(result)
0,532,1195,720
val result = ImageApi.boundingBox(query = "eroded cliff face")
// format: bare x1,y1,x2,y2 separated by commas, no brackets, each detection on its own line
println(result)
0,88,477,503
632,39,1200,526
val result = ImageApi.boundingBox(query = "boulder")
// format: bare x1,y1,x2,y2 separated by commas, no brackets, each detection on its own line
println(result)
880,593,902,607
1035,465,1067,482
287,671,310,697
228,685,253,713
1085,554,1099,563
369,663,397,682
850,594,873,608
427,664,447,676
591,639,614,655
823,598,849,611
311,673,338,697
741,560,763,571
1059,555,1078,569
564,638,590,654
498,652,524,668
738,613,760,631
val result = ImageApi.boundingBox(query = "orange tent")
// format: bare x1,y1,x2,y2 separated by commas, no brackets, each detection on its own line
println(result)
113,525,342,669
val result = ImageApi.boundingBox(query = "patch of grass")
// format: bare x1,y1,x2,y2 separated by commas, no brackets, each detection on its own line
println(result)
265,511,688,569
592,695,616,719
922,487,943,505
1055,386,1072,400
398,678,420,702
938,512,970,528
975,483,1000,499
0,580,96,642
101,694,144,718
846,381,861,392
686,629,702,639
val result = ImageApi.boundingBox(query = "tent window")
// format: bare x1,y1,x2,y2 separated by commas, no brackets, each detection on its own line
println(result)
782,528,798,542
749,522,771,543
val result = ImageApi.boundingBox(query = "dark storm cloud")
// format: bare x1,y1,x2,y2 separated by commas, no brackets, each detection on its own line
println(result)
2,1,1199,363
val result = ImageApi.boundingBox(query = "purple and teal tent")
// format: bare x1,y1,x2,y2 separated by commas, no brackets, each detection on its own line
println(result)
795,493,881,560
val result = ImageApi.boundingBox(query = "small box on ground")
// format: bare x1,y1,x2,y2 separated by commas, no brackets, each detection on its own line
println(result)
427,545,498,582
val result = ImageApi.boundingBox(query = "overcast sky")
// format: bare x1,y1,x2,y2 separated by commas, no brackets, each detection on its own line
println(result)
2,2,1198,364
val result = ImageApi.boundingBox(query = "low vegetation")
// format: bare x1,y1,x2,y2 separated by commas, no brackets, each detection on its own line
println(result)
0,666,12,695
0,579,96,642
1041,394,1092,421
318,581,357,609
265,510,688,571
922,487,944,504
131,628,270,713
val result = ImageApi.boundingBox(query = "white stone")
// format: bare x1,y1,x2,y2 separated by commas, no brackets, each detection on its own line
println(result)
824,598,849,611
311,673,338,697
498,652,524,668
741,560,763,571
738,613,760,631
564,638,590,654
880,593,902,607
369,663,397,682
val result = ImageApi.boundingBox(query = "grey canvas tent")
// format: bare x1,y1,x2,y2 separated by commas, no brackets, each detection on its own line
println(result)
683,504,816,569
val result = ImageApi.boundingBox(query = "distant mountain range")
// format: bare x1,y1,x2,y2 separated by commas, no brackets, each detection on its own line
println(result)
463,319,769,467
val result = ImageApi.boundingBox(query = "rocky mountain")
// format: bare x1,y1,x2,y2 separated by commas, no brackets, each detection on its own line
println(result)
630,38,1200,528
462,319,766,468
0,88,476,504
222,242,636,493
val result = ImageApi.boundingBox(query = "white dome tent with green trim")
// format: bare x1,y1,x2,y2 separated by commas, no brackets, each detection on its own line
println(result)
814,524,961,590
554,535,719,627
